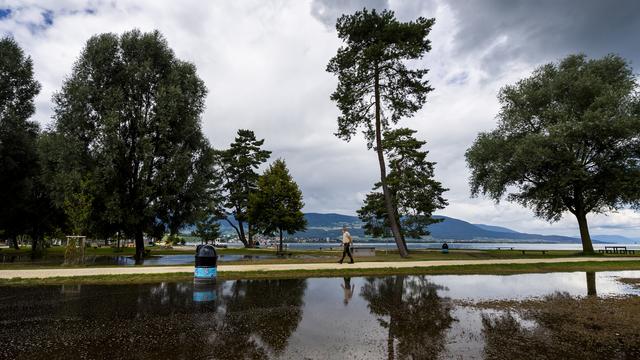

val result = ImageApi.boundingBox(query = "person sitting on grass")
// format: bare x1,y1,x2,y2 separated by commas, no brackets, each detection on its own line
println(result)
338,226,354,264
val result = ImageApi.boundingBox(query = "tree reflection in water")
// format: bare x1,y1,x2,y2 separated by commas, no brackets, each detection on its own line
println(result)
212,278,307,358
0,279,307,360
361,275,454,360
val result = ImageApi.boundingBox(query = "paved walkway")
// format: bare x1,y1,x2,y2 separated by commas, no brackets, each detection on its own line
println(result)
1,257,638,279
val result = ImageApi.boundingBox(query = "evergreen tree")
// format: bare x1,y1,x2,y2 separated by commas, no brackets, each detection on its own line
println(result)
0,37,41,250
327,9,435,257
217,129,271,247
248,159,306,252
358,128,447,245
466,54,640,254
52,30,210,260
191,215,221,244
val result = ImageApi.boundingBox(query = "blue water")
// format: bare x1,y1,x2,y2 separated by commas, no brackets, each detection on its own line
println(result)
281,242,640,251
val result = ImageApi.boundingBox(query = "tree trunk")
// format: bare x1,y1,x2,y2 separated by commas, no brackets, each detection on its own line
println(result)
11,237,19,250
248,222,254,248
30,236,40,259
237,220,249,247
279,228,283,253
374,63,408,257
226,218,248,247
575,209,594,254
134,230,145,262
387,276,404,359
586,271,597,296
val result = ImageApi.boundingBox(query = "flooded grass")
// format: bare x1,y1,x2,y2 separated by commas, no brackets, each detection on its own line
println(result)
477,294,640,359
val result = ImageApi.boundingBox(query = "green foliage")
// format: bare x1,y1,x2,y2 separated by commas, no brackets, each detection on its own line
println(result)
327,9,435,256
358,128,448,239
248,159,306,247
63,178,93,236
466,54,640,253
326,9,435,146
192,215,221,244
217,129,271,246
51,30,212,259
0,36,49,252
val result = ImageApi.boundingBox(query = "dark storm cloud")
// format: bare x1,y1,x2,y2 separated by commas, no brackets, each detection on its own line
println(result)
447,0,640,74
310,0,390,28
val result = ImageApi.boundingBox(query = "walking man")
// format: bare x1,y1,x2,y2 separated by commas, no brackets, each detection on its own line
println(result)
339,226,354,264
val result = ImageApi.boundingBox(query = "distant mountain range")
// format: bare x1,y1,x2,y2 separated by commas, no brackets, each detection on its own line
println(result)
204,213,639,244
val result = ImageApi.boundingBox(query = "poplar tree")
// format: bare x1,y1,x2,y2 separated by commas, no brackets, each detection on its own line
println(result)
52,30,211,260
0,37,41,250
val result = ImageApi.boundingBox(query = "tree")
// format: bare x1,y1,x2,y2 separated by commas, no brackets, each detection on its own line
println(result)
327,9,435,257
191,213,221,244
63,178,93,236
248,159,306,252
358,128,447,248
0,37,41,250
361,275,454,359
466,54,640,254
157,141,219,238
217,129,271,247
52,30,209,260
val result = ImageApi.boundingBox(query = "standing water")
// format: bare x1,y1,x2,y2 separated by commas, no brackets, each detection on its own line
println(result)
0,271,639,359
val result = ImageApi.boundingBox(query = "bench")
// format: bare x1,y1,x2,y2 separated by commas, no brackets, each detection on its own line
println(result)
598,246,635,255
351,246,376,257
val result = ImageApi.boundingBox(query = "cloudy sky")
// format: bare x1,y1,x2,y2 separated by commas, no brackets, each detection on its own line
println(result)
2,0,640,237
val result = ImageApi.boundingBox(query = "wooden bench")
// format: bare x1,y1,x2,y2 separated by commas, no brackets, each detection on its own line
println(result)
599,246,635,255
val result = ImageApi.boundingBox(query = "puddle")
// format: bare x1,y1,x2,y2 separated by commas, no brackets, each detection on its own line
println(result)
0,271,639,359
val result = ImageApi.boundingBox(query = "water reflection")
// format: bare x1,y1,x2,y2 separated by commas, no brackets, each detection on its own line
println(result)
1,271,639,359
361,276,454,359
586,271,597,296
342,277,355,305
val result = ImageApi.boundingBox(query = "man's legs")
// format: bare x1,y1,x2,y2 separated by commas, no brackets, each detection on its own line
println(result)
345,244,354,263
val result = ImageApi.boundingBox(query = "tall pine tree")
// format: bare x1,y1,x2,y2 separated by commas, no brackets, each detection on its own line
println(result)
217,129,271,247
327,9,435,257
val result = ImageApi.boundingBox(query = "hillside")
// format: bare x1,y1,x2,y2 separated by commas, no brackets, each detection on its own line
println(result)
207,213,614,243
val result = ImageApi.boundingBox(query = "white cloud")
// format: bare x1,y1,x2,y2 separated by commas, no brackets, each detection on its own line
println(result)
1,0,639,237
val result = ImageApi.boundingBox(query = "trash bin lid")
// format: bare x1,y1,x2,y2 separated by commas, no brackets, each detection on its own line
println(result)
196,244,217,257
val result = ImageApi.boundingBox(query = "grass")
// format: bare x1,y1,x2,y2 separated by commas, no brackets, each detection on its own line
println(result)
1,245,639,270
2,260,639,286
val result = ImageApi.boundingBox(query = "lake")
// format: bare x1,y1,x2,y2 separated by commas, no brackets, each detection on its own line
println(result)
285,241,640,251
1,271,639,359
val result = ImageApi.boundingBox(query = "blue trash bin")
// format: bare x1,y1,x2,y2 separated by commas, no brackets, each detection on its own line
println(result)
193,282,218,302
194,244,218,283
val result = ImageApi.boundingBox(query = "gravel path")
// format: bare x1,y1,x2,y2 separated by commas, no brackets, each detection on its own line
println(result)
0,257,638,279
